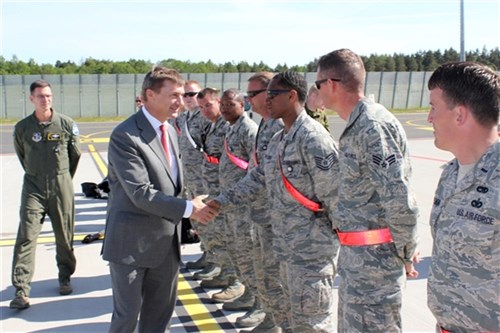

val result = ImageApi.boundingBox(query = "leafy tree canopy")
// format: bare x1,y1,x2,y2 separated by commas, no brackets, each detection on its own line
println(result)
1,47,498,75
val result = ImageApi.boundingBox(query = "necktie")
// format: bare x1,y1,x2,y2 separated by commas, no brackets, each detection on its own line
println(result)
160,124,171,165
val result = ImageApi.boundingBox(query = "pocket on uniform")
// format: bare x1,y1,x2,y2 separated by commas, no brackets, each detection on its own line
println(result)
300,275,335,315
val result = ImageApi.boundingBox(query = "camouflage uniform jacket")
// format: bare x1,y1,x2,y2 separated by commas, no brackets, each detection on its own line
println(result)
219,113,257,189
334,98,419,262
247,118,284,225
169,112,184,138
178,108,211,168
201,115,229,196
427,141,500,332
217,111,339,261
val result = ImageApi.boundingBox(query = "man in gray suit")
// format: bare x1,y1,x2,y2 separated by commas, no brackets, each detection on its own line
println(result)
102,66,217,333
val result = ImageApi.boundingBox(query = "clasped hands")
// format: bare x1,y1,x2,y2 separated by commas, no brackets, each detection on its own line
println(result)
189,195,221,224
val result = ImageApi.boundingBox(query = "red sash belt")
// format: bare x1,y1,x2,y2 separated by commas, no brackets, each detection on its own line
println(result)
439,328,452,333
224,138,249,170
337,227,393,246
277,156,322,212
204,153,219,164
438,326,498,333
252,148,259,166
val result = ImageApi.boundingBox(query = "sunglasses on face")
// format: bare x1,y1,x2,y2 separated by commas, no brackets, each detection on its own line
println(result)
315,78,341,90
246,89,266,98
183,92,199,98
267,89,291,99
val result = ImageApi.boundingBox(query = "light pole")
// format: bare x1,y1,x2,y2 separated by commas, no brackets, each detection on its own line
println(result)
460,0,465,61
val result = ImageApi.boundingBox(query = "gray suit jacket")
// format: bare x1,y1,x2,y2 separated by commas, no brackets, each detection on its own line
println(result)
102,110,185,267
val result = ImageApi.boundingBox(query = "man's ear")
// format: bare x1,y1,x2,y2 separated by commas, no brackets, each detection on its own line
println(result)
146,88,154,100
455,105,468,126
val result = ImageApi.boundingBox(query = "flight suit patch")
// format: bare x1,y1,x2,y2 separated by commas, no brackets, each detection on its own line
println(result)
47,133,63,141
32,132,42,142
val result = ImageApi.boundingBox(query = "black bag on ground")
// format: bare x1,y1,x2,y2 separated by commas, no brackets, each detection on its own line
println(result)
97,177,110,193
181,218,200,244
81,182,102,198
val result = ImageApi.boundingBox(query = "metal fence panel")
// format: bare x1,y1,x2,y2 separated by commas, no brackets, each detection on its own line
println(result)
1,72,435,120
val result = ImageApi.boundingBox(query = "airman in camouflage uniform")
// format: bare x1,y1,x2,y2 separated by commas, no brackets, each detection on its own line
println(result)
239,72,287,333
178,80,211,197
178,81,212,269
213,72,340,333
216,89,259,323
426,62,500,333
317,49,419,333
195,88,233,281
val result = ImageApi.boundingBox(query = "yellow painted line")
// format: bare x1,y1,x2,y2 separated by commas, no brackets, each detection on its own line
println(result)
79,130,112,139
0,234,88,247
80,138,110,143
177,274,226,332
405,119,434,131
88,144,108,176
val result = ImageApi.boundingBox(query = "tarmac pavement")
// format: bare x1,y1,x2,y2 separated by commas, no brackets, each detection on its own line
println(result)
0,130,454,332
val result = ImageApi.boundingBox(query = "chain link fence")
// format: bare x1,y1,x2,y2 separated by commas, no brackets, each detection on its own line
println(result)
1,72,432,119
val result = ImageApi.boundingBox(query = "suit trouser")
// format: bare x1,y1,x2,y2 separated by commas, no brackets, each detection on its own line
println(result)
11,173,76,297
108,250,179,333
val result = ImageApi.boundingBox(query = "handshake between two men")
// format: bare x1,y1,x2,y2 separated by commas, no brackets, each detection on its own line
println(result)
189,195,222,224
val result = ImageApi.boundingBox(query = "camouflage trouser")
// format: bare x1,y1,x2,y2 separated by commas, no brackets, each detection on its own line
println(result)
223,211,253,283
183,162,208,252
183,162,206,198
199,172,232,271
254,223,288,326
337,299,401,333
280,257,336,333
200,213,233,276
336,244,404,333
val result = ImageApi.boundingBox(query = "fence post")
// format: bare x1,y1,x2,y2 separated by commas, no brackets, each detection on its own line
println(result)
2,75,7,118
98,74,102,117
59,74,64,115
22,75,26,118
377,72,384,103
391,71,398,109
115,74,120,116
405,71,413,110
363,72,368,96
79,74,83,118
419,71,428,108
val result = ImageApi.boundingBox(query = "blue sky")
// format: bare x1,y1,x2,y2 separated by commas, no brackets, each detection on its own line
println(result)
1,0,499,67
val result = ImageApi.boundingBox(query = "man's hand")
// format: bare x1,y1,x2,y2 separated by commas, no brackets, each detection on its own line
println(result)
190,195,219,224
205,199,221,210
404,249,420,279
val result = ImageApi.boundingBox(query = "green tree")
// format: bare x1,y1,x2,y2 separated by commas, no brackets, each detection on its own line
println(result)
394,53,407,71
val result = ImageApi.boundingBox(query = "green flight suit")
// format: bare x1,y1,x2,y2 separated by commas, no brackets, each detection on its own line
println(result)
305,103,330,133
12,110,81,297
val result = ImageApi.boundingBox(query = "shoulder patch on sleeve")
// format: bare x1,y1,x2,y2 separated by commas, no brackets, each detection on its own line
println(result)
314,153,337,170
72,123,80,136
372,153,400,168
